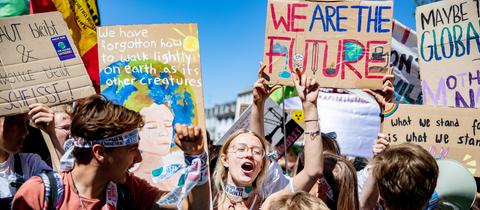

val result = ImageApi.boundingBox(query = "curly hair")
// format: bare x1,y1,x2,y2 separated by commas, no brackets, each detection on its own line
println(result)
71,95,144,163
373,143,438,210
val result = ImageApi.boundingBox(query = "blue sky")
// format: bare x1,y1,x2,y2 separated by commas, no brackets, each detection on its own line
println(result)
99,0,417,108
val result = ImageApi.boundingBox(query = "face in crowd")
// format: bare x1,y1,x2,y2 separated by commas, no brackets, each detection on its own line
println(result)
221,131,267,187
0,114,29,154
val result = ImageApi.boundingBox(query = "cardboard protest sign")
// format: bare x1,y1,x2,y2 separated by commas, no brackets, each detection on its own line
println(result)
417,0,480,107
0,12,95,116
98,24,205,191
216,98,303,159
383,103,480,176
391,20,422,104
263,0,393,89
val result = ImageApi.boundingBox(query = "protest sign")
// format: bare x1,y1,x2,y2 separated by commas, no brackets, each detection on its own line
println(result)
263,0,393,89
280,89,381,158
417,0,480,108
216,98,303,159
98,24,205,191
0,12,95,116
391,20,422,104
383,103,480,176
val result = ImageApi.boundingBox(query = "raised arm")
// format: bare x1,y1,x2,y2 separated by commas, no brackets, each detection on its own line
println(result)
28,103,65,155
250,64,281,137
153,124,210,210
262,71,323,209
359,133,389,210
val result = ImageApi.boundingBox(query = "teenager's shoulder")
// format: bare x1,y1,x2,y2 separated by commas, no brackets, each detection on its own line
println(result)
18,153,52,176
12,175,45,209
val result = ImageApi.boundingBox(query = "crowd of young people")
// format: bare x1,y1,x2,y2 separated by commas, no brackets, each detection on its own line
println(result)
1,64,476,210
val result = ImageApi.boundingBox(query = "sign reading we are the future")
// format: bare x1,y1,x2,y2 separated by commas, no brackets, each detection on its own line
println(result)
383,103,480,176
263,0,393,89
418,0,480,108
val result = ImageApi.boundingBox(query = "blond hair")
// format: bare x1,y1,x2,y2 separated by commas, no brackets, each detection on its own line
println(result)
213,129,269,207
269,191,330,210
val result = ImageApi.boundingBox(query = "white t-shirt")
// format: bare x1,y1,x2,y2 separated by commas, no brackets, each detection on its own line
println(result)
262,160,291,197
0,153,51,198
357,166,369,196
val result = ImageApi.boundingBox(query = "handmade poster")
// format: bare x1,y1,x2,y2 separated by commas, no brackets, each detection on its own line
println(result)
383,103,480,176
0,12,95,116
216,98,303,159
417,0,480,107
98,24,205,191
263,0,393,89
280,89,381,158
391,20,422,104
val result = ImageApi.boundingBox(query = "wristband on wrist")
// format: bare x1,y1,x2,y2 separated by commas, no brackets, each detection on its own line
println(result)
304,130,321,140
184,152,208,185
304,119,318,123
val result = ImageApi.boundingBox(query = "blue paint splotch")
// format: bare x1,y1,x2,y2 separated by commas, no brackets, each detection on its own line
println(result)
273,43,288,55
279,71,291,78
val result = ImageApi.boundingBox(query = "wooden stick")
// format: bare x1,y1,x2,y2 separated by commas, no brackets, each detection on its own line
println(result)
41,130,61,171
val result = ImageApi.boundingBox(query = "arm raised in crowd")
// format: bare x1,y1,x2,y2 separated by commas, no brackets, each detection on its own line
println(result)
288,70,323,192
152,124,210,210
262,70,323,209
250,64,281,137
28,103,65,155
359,133,389,210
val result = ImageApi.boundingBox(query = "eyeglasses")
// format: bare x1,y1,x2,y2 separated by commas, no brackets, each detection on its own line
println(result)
228,143,265,160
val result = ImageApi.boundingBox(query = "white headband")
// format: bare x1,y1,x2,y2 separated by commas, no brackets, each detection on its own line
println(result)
60,129,140,171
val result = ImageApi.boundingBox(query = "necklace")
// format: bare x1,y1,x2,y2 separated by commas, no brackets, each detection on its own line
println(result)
70,173,87,210
224,192,258,210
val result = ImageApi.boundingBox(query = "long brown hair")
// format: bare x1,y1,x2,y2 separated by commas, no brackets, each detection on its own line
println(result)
323,153,359,210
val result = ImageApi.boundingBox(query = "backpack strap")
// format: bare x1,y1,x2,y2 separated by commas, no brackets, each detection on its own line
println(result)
13,154,22,177
116,183,133,210
10,154,24,189
39,171,64,210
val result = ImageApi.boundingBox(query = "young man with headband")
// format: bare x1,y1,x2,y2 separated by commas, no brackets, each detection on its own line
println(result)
12,95,210,210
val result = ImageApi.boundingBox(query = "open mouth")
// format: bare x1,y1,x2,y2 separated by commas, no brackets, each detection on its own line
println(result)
241,162,254,173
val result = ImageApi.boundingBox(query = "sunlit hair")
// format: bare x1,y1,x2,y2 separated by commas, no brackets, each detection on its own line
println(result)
51,103,74,115
213,129,269,207
323,153,359,210
373,143,438,210
71,95,144,163
269,191,330,210
322,133,340,155
293,133,340,175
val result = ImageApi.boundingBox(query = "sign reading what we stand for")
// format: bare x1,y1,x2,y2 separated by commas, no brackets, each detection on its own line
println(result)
417,0,480,108
263,0,393,89
383,103,480,177
0,12,95,116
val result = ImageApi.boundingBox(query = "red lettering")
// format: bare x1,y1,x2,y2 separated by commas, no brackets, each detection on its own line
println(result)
341,39,364,79
291,4,308,32
265,36,295,73
304,40,327,75
270,3,291,31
